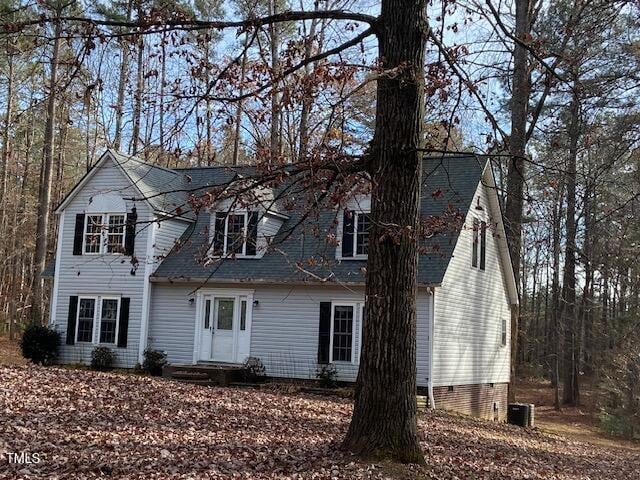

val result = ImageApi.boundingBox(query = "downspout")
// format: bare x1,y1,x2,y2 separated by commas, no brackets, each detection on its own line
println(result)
138,219,157,363
428,286,436,409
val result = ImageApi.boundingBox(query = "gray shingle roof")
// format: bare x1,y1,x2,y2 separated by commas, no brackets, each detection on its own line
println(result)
109,149,195,220
153,155,488,286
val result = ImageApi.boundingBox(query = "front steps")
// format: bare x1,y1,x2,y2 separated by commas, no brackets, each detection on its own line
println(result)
163,363,244,386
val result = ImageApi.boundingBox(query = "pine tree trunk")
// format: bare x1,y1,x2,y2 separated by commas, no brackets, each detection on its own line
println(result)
113,0,132,152
550,180,563,410
342,0,426,464
0,41,14,235
298,1,319,160
232,33,249,166
130,16,144,156
268,0,281,161
562,80,580,405
31,14,62,325
505,0,531,403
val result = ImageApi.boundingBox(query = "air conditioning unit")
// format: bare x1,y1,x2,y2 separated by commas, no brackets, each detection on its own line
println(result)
507,403,535,427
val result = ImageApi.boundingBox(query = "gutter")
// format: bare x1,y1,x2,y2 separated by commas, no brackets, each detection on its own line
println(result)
428,286,436,410
149,275,441,289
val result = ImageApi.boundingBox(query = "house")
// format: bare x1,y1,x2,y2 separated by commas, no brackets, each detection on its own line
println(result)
43,150,518,421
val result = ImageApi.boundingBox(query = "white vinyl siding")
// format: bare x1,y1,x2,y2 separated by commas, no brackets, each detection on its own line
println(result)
50,156,150,368
148,283,432,386
152,216,190,268
432,177,511,387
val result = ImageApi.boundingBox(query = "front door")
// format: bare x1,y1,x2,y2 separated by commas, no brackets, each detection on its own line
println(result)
211,297,235,362
198,292,252,364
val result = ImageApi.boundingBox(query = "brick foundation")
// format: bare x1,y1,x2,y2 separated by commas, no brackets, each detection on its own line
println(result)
426,383,509,421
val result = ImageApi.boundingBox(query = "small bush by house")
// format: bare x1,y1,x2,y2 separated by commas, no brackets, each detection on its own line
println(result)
242,356,266,382
90,347,115,371
316,363,338,389
142,348,167,376
20,324,61,366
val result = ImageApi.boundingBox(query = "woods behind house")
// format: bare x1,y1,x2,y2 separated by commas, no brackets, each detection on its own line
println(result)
0,0,638,440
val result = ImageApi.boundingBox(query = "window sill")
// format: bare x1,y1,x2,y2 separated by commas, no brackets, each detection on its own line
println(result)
337,256,368,261
330,360,358,366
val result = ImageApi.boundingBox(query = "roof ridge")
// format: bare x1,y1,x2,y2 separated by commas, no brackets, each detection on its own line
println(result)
173,164,250,172
107,148,180,176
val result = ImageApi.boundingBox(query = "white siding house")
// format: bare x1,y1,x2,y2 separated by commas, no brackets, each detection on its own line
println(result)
45,150,517,420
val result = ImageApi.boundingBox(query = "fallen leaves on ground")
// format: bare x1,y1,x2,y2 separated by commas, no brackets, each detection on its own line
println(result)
0,366,638,479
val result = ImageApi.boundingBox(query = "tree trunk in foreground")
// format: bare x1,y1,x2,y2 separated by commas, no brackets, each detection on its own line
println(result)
562,79,580,405
343,0,426,464
505,0,531,403
32,15,62,325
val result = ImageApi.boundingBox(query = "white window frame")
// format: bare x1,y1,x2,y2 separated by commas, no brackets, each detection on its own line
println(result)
83,213,126,255
339,210,371,260
353,211,371,258
223,211,248,257
329,302,357,364
75,295,121,345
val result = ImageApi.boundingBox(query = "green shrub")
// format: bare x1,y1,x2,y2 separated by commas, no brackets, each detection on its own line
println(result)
600,412,634,438
90,347,115,371
142,348,167,376
20,324,61,365
242,356,266,382
316,363,338,389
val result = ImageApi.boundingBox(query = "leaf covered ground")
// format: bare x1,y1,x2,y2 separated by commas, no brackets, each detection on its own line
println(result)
0,366,638,479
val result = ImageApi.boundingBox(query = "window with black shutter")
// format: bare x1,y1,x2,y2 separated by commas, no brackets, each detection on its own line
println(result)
212,211,259,257
342,210,370,258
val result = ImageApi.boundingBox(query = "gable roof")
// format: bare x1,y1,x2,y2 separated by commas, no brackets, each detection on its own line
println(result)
152,154,490,287
55,150,195,220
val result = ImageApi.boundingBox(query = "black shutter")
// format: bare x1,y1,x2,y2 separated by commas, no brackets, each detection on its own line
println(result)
213,213,227,255
66,296,78,345
246,211,259,256
480,221,487,271
342,210,354,257
125,208,137,256
73,214,85,255
318,302,332,364
472,219,479,268
117,297,130,348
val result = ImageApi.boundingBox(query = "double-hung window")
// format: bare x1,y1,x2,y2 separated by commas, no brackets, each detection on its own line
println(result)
225,213,247,255
354,212,371,256
213,211,258,257
330,304,355,363
75,296,121,344
84,213,126,254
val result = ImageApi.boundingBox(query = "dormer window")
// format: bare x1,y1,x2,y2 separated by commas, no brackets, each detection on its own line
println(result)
212,211,259,257
83,213,126,254
355,212,371,256
342,210,371,258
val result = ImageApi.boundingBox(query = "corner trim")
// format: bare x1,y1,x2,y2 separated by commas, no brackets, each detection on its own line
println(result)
49,211,65,327
137,219,157,363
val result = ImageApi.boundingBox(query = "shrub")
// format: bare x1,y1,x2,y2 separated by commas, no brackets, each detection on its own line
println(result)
316,363,338,389
600,412,633,438
90,347,115,371
143,348,168,376
599,337,640,439
242,356,266,382
20,324,61,365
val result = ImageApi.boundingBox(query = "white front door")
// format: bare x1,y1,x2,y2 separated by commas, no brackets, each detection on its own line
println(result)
197,292,253,364
212,297,235,362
